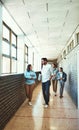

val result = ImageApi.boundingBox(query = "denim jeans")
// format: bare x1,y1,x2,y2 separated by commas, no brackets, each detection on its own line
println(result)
42,80,51,105
59,80,65,97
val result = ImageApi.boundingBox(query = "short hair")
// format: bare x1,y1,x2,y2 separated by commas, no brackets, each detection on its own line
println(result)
41,58,48,62
60,67,63,71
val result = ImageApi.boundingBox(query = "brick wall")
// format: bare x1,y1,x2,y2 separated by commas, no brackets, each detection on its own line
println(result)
0,74,26,130
0,72,40,130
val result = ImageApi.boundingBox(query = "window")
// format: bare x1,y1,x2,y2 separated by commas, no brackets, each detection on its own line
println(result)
3,24,10,41
2,41,10,55
70,40,74,49
24,44,28,70
32,52,34,66
11,46,16,58
2,22,17,74
12,33,17,46
63,50,66,59
77,33,79,44
67,45,70,53
67,40,74,54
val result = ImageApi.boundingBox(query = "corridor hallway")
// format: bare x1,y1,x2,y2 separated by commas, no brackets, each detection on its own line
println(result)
4,83,79,130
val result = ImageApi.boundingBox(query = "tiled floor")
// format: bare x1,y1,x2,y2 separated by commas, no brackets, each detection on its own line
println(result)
4,83,79,130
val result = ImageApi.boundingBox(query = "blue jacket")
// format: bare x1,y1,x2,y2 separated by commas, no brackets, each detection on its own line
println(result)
57,72,67,82
24,70,37,85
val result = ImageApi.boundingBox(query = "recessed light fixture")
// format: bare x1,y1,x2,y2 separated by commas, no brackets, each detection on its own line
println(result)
27,12,30,19
46,3,48,12
22,0,25,5
70,0,72,3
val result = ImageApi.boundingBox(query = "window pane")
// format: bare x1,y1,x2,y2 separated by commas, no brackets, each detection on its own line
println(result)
2,56,10,73
12,33,16,46
2,41,10,55
12,59,17,73
71,40,74,49
12,46,16,58
3,25,10,41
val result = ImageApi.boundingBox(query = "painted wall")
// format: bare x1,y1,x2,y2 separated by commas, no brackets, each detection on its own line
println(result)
17,35,25,73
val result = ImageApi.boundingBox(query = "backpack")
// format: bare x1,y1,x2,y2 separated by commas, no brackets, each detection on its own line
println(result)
63,72,67,82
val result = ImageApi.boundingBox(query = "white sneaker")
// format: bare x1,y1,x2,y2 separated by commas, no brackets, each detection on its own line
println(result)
44,104,48,108
28,102,32,106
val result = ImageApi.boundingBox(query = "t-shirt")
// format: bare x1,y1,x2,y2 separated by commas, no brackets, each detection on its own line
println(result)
41,63,52,83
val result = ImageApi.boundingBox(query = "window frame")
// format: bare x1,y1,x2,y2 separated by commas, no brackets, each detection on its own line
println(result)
2,22,17,74
77,33,79,44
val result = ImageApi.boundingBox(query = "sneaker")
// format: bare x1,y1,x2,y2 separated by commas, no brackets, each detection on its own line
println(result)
28,102,32,106
44,104,48,108
59,96,63,98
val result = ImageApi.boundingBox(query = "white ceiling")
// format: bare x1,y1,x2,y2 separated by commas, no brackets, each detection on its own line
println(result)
1,0,79,60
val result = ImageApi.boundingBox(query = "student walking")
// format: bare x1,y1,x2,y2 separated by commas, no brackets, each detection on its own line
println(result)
41,58,52,108
57,67,67,98
52,63,58,96
24,64,37,105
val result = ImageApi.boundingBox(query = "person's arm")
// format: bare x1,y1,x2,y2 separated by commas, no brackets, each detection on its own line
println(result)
32,72,37,79
56,72,60,80
50,66,53,80
30,71,37,80
24,71,32,79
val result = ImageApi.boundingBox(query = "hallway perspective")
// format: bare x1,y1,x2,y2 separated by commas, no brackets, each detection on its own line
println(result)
4,83,79,130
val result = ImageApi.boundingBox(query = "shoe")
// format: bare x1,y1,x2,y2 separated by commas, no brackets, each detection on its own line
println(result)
44,104,48,108
59,96,63,98
28,102,32,106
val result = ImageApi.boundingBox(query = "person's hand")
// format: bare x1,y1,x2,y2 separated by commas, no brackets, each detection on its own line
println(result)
31,77,34,79
49,76,52,80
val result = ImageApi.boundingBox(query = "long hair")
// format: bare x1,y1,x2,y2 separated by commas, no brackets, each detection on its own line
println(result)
27,64,31,72
52,63,57,68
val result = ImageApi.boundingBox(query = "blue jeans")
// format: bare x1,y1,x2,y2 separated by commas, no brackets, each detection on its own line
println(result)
59,80,65,97
42,80,51,105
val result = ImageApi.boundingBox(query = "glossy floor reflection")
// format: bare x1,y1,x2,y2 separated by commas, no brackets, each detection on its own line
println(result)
4,83,79,130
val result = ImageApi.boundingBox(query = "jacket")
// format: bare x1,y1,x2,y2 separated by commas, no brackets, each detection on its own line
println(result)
57,71,67,82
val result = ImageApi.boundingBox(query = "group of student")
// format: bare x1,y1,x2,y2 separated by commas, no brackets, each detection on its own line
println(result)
24,58,67,108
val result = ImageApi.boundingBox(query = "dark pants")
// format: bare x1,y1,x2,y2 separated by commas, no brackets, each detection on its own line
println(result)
42,80,51,105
